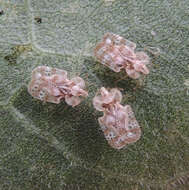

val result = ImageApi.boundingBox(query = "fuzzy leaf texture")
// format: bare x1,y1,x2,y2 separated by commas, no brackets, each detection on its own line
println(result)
0,0,189,189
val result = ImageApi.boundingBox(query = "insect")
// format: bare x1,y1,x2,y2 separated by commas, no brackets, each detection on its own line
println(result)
94,33,150,79
34,17,42,24
28,66,88,106
93,87,141,149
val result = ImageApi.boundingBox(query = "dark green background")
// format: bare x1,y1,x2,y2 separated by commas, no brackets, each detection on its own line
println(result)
0,0,189,189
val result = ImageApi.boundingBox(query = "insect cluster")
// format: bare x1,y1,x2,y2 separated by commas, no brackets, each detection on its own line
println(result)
94,33,150,79
28,66,88,107
28,33,150,149
93,87,141,149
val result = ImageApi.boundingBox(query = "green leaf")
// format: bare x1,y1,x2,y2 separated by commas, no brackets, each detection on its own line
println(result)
0,0,189,189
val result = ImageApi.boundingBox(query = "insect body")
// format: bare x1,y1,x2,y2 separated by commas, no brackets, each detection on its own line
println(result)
94,33,150,79
93,87,141,149
34,17,42,24
28,66,88,106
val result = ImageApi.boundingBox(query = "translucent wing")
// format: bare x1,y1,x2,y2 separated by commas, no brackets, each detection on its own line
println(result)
71,77,86,89
93,95,105,111
135,51,150,65
97,103,141,149
123,105,141,143
94,40,114,64
110,88,122,103
31,66,52,78
28,66,88,105
103,33,136,50
99,114,128,149
28,78,62,104
28,66,69,104
94,35,125,72
117,44,136,60
32,66,67,79
109,105,141,149
125,66,141,79
65,95,81,107
103,33,125,46
93,88,122,111
98,115,121,149
94,33,131,72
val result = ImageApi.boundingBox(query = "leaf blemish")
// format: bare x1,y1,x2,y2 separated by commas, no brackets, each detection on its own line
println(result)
4,44,32,64
34,17,42,24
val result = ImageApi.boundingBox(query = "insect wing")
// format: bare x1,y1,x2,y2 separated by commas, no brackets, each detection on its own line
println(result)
71,77,86,89
31,66,51,78
124,105,141,144
104,33,136,50
94,41,111,64
65,95,81,107
28,78,62,104
32,66,67,78
118,44,136,62
98,116,120,148
103,33,126,46
94,43,124,72
98,110,128,149
98,105,141,149
135,51,149,65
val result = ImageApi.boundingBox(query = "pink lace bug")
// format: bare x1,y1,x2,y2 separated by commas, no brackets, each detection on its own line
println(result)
28,66,88,106
94,33,150,79
93,87,141,149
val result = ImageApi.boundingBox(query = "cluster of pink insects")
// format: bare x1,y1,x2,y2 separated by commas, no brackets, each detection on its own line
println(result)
28,33,149,149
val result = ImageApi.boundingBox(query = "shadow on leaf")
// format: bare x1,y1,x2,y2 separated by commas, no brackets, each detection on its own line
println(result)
13,87,107,166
